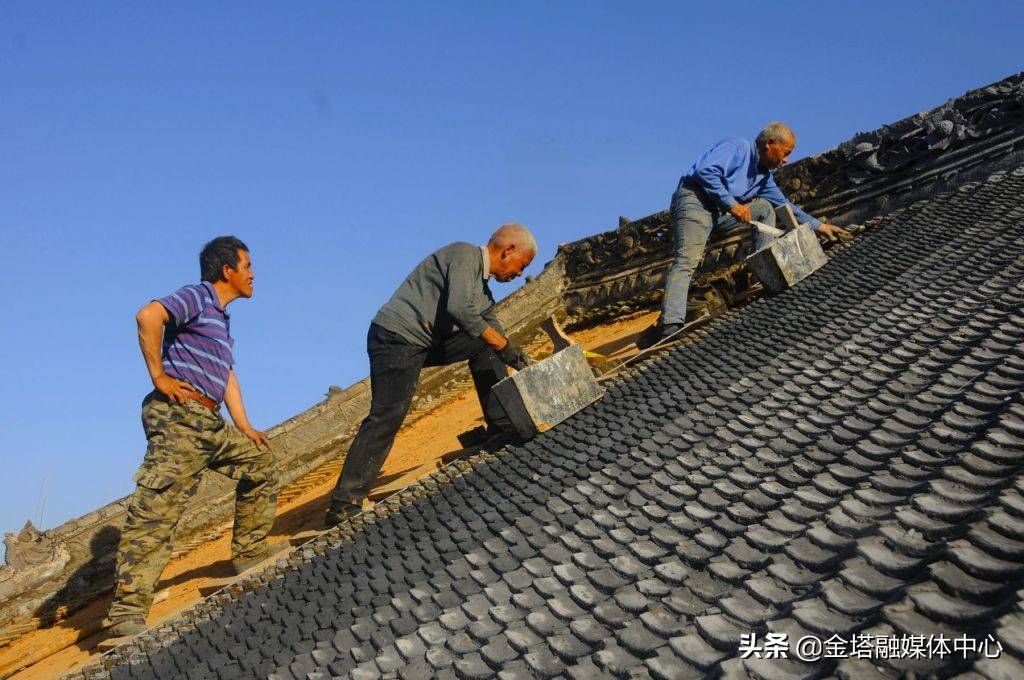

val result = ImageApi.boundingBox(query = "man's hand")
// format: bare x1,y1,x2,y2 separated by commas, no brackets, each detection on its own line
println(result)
497,341,532,370
153,373,201,404
241,426,273,452
728,203,751,223
818,223,853,242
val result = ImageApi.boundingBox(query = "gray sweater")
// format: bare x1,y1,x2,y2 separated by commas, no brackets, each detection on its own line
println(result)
372,242,499,347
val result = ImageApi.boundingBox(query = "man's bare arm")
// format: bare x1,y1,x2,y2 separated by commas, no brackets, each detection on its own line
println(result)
136,301,199,404
223,370,272,451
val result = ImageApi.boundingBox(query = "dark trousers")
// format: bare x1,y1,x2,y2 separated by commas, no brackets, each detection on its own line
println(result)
330,323,511,505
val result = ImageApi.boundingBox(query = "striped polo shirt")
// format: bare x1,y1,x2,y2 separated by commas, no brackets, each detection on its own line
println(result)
156,281,235,402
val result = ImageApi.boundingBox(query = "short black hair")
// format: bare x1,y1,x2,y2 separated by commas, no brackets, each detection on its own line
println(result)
200,236,249,282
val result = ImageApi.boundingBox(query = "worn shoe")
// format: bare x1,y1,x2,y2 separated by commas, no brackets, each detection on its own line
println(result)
659,323,685,341
482,428,520,450
230,538,290,575
324,500,362,528
460,424,520,450
635,322,666,350
457,425,489,448
103,615,147,637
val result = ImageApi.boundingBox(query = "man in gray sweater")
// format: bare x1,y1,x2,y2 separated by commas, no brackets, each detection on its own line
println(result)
326,224,537,526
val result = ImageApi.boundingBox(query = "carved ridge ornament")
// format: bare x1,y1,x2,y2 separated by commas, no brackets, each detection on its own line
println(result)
0,523,71,602
781,73,1024,211
560,72,1024,326
2,522,67,572
844,77,1023,179
561,225,756,325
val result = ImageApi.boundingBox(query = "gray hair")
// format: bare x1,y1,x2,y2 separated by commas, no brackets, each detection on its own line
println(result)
756,121,795,146
489,223,537,255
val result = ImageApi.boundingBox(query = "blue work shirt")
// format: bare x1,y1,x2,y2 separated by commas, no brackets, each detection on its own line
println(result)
679,137,821,229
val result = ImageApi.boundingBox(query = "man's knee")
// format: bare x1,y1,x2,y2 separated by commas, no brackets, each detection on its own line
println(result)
124,483,182,524
670,237,706,276
366,397,414,429
238,449,275,487
749,198,776,225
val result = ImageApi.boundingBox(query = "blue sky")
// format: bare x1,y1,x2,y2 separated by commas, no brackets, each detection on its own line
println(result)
2,1,1022,551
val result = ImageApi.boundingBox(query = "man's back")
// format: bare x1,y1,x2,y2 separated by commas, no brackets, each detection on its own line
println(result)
372,242,495,347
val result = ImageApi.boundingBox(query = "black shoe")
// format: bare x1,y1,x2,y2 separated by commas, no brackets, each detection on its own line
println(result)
637,322,684,350
635,324,660,350
659,323,685,341
324,501,361,528
482,428,520,450
457,426,489,448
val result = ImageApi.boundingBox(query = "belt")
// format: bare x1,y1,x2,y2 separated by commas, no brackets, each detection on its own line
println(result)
190,392,221,412
156,389,220,411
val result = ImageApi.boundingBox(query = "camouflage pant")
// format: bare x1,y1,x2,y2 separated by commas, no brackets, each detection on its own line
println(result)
107,391,277,620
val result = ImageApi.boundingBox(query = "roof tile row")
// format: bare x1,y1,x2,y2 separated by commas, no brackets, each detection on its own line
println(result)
90,165,1024,679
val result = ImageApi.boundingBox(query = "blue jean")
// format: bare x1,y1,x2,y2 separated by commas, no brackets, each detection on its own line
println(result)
661,188,777,326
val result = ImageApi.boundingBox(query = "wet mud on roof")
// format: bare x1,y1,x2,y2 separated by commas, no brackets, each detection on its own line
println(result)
89,166,1024,679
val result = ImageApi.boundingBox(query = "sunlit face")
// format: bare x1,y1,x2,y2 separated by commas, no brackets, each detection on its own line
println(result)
761,134,796,169
491,245,535,282
224,249,255,298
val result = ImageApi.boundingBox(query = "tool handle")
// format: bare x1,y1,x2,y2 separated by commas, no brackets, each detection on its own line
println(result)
749,220,784,237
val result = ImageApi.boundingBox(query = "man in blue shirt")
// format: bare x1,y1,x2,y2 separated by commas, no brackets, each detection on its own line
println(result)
654,122,850,342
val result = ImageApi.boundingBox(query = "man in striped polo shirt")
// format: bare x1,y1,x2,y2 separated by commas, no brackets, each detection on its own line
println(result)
103,236,282,637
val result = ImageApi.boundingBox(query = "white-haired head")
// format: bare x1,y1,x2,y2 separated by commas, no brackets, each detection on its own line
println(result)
486,223,537,282
755,121,795,146
755,122,796,169
488,223,537,255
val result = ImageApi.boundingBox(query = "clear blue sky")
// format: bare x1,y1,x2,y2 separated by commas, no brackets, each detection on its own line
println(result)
2,1,1021,552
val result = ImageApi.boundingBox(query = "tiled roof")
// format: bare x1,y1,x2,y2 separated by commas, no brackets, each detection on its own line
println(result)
91,165,1024,679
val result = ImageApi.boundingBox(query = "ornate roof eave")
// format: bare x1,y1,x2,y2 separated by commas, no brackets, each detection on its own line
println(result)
556,72,1024,326
784,72,1024,223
